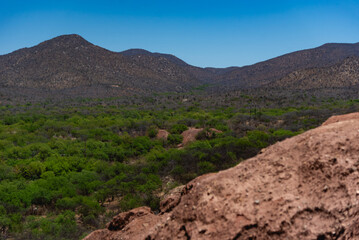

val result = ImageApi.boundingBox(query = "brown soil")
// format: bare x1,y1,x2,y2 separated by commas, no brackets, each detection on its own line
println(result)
84,112,359,240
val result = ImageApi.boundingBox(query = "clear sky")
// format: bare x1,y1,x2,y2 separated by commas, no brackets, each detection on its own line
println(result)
0,0,358,67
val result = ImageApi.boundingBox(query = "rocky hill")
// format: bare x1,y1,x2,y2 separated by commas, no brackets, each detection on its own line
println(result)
84,112,359,239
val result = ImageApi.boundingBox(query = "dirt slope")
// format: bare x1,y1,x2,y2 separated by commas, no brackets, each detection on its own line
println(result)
84,112,359,240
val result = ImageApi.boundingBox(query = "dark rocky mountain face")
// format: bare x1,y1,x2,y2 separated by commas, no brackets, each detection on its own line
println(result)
0,34,359,101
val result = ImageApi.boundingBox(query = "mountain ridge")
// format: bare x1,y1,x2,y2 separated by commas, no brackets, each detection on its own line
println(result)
120,48,189,67
0,34,200,93
1,34,359,101
214,41,359,88
2,35,358,68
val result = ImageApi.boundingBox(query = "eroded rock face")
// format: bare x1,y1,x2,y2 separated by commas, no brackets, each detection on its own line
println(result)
160,185,184,213
84,113,359,240
83,207,161,240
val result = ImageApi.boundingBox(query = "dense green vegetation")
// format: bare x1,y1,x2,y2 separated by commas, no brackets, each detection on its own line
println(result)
0,98,358,239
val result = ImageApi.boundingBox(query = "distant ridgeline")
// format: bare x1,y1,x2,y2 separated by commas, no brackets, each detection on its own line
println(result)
0,35,359,103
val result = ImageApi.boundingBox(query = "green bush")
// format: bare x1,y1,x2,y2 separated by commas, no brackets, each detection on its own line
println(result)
170,124,188,134
197,161,216,175
167,134,183,145
147,126,158,138
18,161,46,179
271,129,296,138
247,130,269,148
56,197,79,210
119,194,143,211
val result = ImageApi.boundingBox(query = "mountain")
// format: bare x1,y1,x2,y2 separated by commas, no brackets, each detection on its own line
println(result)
271,56,359,89
0,34,202,95
216,42,359,88
0,34,359,101
84,112,359,239
120,49,189,67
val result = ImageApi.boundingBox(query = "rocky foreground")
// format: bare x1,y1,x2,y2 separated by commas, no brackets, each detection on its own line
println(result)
84,113,359,240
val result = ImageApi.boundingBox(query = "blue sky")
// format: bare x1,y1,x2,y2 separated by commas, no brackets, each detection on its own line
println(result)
0,0,358,67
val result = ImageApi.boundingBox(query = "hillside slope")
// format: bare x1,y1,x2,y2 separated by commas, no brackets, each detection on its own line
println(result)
271,56,359,89
217,42,359,88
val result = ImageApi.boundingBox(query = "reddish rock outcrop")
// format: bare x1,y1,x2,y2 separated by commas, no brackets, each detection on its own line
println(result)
85,113,359,240
83,207,161,240
156,129,170,140
322,112,359,126
159,185,184,213
181,128,203,146
180,128,223,147
157,128,222,147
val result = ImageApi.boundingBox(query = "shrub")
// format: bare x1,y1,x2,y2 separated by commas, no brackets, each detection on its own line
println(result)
147,126,158,138
119,194,143,211
170,124,188,134
197,161,216,175
56,197,79,210
167,134,183,145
